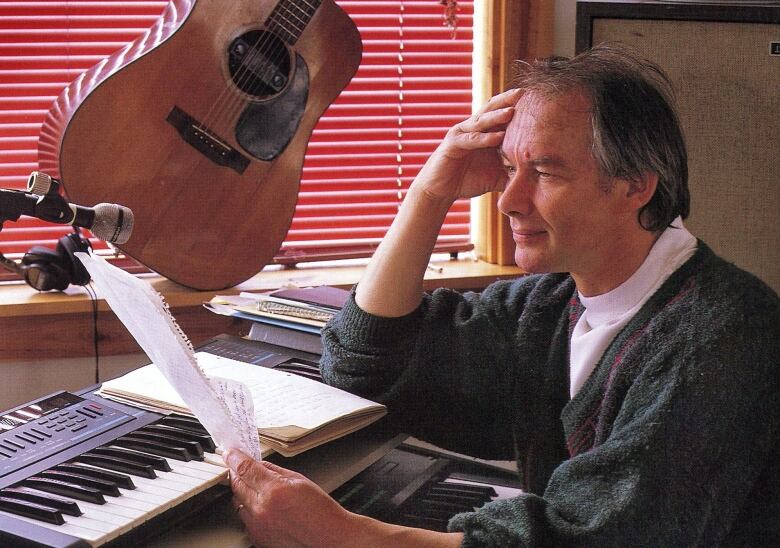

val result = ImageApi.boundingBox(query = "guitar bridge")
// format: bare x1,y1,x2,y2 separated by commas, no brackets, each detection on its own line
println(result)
166,106,250,173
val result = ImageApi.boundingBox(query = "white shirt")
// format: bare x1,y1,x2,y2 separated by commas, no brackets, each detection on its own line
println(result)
569,218,697,398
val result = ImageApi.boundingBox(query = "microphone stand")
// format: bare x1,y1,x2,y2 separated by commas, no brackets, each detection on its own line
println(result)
0,188,75,276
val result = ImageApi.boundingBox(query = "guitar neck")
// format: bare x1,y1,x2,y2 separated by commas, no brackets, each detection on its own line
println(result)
266,0,325,45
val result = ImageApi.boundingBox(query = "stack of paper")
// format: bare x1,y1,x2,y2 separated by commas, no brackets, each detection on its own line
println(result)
99,351,387,457
205,286,350,334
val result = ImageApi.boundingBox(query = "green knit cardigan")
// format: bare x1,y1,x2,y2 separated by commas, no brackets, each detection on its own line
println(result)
320,243,779,547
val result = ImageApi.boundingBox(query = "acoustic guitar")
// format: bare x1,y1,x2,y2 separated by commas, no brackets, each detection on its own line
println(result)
38,0,362,290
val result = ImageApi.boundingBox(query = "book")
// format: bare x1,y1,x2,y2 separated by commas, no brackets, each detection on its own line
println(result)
205,286,351,334
99,351,387,457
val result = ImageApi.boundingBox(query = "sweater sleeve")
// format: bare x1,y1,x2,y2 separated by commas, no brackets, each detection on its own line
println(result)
449,281,780,546
320,276,565,460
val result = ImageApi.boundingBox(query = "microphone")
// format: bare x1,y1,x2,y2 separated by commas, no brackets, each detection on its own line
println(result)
0,173,134,244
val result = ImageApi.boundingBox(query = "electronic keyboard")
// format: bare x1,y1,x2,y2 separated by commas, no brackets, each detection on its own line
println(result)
333,443,523,532
0,390,228,547
0,335,523,546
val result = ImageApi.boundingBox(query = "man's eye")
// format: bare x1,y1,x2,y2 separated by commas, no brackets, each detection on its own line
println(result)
536,170,553,179
503,165,517,175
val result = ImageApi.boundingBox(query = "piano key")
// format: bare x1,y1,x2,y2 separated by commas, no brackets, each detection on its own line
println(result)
114,436,191,461
0,496,64,525
157,455,227,482
0,486,82,516
68,496,145,521
125,431,204,459
159,415,209,435
91,445,172,471
36,470,121,497
401,513,449,531
140,424,217,452
53,462,136,489
22,477,106,504
417,497,475,514
76,453,158,479
425,490,487,507
431,482,498,498
64,509,129,534
0,509,106,543
443,477,523,501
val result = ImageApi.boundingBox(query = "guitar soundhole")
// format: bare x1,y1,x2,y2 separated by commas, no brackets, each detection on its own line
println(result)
228,30,291,97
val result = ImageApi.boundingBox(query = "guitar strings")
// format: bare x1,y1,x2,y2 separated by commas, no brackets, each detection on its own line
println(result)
220,0,320,128
201,1,318,137
197,24,279,134
211,0,319,133
218,0,313,127
196,7,285,134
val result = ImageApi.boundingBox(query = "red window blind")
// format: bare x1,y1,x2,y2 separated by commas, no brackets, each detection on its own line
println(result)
0,0,473,280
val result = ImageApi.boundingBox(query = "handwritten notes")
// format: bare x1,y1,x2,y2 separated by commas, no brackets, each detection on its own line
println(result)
75,251,262,460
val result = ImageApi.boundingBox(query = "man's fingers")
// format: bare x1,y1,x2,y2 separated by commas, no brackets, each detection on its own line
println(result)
452,130,505,151
226,449,275,491
478,87,523,114
458,106,514,135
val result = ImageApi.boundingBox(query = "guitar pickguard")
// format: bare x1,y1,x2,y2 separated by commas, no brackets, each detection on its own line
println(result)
236,53,309,161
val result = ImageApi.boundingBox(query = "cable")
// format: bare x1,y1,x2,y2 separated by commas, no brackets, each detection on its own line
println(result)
84,282,100,384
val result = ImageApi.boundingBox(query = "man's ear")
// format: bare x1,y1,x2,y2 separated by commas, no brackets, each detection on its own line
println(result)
623,172,658,210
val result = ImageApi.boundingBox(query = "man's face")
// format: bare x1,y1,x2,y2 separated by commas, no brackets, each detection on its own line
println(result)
498,90,634,282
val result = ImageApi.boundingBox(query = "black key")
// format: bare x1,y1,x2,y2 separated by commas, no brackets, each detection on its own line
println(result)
37,471,120,497
54,463,135,490
1,486,82,516
417,497,473,515
141,424,216,453
425,491,486,507
0,496,64,525
91,446,172,472
22,477,106,504
128,431,204,459
401,513,449,532
431,483,497,497
159,415,209,435
76,453,157,480
114,436,191,461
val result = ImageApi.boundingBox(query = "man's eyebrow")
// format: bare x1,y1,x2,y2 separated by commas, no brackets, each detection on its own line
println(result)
529,155,568,168
500,152,570,169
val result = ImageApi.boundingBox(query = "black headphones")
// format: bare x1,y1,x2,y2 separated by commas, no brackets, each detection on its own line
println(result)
20,229,92,291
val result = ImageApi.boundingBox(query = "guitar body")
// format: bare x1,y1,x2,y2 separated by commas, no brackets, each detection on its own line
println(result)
38,0,361,289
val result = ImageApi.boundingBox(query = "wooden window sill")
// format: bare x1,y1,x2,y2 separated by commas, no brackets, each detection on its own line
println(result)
0,258,523,361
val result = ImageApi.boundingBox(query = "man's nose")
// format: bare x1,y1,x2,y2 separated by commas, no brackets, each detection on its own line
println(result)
498,171,534,217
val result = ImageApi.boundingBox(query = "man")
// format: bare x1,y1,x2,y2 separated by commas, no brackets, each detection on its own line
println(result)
226,44,779,546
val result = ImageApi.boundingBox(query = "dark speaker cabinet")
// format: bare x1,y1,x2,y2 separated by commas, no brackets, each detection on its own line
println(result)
576,1,779,292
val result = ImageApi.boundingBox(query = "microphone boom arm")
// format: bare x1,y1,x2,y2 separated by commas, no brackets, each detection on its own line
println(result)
0,188,78,226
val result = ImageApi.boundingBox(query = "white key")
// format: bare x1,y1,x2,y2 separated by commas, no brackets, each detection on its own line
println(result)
0,509,105,544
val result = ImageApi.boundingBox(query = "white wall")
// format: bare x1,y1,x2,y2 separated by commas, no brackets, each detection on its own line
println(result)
554,0,578,57
2,353,147,410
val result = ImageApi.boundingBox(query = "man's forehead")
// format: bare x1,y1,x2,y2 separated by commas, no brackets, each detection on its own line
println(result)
501,90,593,158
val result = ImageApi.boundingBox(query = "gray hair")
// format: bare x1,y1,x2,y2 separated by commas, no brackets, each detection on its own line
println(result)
512,43,690,232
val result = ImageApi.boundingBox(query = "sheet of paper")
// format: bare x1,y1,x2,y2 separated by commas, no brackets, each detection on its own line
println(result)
75,251,262,460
